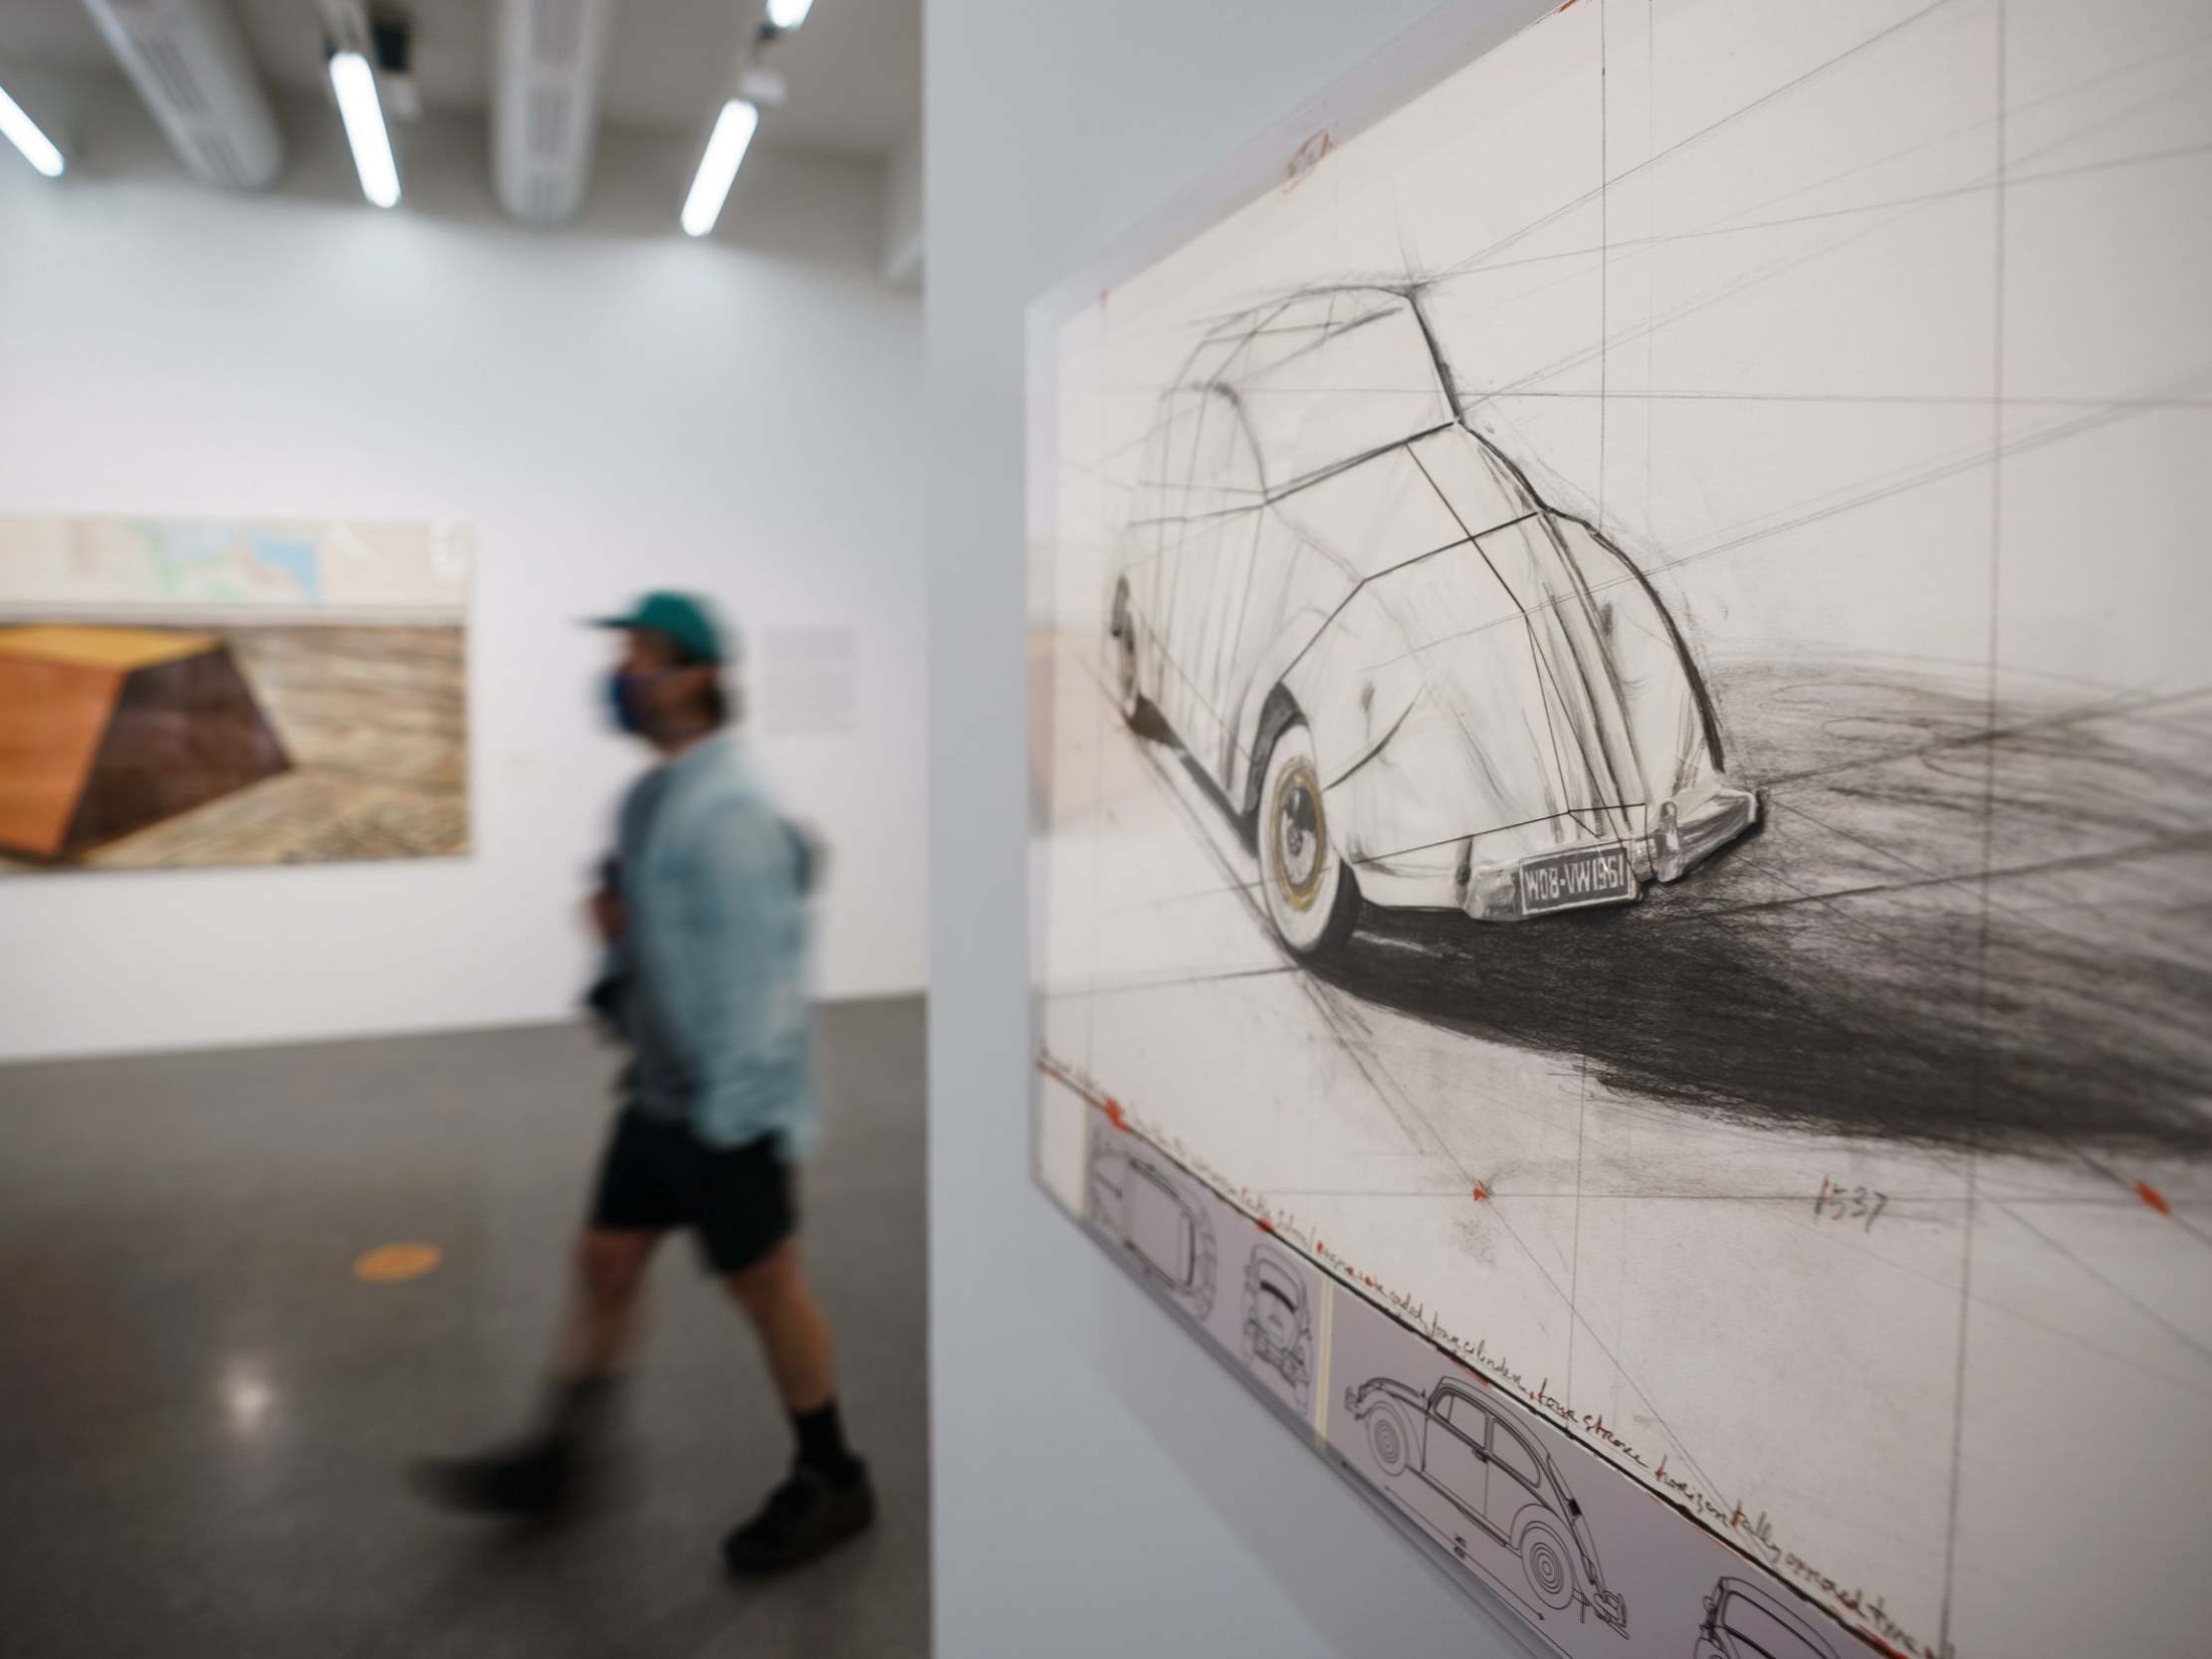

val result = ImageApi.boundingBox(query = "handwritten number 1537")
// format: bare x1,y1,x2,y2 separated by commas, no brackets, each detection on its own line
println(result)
1815,1177,1887,1232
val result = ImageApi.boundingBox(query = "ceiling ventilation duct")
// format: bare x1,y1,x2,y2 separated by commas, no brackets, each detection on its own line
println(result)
491,0,615,227
79,0,284,190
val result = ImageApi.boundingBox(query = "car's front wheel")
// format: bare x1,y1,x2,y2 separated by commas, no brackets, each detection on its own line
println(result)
1109,588,1149,730
1258,718,1361,958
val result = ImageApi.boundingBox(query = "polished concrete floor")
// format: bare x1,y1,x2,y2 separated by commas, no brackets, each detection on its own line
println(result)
0,998,928,1658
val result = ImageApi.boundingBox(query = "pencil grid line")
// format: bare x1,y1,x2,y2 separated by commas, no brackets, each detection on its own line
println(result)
1566,0,1613,1419
1939,6,2005,1649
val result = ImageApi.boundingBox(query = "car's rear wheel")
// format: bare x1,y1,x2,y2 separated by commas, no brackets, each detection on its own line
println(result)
1518,1519,1577,1610
1258,718,1361,958
1367,1408,1410,1476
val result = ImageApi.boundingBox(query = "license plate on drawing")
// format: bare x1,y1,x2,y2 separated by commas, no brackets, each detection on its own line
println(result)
1518,845,1636,915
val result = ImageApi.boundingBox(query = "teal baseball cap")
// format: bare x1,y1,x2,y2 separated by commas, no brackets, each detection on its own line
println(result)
591,590,729,665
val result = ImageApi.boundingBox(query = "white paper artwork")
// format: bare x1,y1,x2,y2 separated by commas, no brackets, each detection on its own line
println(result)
1026,4,2212,1658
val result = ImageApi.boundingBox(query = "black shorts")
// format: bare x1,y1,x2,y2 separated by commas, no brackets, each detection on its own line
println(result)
586,1109,795,1275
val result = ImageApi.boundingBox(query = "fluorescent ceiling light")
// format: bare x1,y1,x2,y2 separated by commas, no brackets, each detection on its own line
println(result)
766,0,815,28
680,99,759,238
0,83,66,178
329,49,399,208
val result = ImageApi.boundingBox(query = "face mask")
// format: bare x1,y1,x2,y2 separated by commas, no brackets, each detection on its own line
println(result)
605,669,666,735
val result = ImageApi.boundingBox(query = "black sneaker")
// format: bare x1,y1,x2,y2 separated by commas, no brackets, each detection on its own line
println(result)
721,1463,877,1575
413,1375,618,1518
411,1435,578,1517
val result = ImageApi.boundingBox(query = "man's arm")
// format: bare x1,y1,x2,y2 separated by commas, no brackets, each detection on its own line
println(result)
587,857,626,945
683,795,808,1143
581,852,628,1031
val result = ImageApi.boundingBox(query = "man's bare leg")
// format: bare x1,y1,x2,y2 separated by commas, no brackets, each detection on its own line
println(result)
724,1239,836,1411
415,1226,664,1515
557,1226,665,1379
721,1239,874,1573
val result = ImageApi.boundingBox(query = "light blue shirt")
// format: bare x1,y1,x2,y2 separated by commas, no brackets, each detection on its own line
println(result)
605,731,817,1158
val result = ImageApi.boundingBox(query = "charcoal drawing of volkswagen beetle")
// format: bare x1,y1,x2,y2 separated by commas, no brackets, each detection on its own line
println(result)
1108,286,1757,959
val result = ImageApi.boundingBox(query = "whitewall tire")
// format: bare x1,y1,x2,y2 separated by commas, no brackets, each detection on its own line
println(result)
1257,718,1361,958
1111,590,1147,729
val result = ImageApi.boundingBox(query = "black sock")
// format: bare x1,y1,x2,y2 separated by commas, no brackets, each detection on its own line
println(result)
544,1372,618,1445
792,1400,862,1485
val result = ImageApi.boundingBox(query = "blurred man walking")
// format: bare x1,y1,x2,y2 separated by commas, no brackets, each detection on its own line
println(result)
419,592,873,1575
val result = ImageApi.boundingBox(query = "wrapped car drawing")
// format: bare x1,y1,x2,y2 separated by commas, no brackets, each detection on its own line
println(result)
1241,1239,1313,1398
1088,1128,1217,1320
1692,1576,1842,1659
1109,285,1757,956
1345,1373,1628,1635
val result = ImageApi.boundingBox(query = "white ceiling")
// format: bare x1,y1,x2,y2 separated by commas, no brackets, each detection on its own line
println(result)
0,0,920,157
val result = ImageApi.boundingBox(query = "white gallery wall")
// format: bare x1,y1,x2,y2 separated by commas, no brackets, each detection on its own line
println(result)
0,78,926,1064
926,3,1553,1657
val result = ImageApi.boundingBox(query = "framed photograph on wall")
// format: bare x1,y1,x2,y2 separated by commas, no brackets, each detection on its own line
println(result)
1025,3,2212,1657
0,516,471,873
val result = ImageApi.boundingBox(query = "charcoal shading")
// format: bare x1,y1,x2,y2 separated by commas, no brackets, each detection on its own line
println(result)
1302,651,2212,1159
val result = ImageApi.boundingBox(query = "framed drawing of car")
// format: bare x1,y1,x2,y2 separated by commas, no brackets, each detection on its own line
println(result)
1028,2,2212,1657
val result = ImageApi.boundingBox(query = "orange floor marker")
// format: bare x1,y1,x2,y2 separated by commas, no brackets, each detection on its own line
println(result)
353,1242,443,1283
